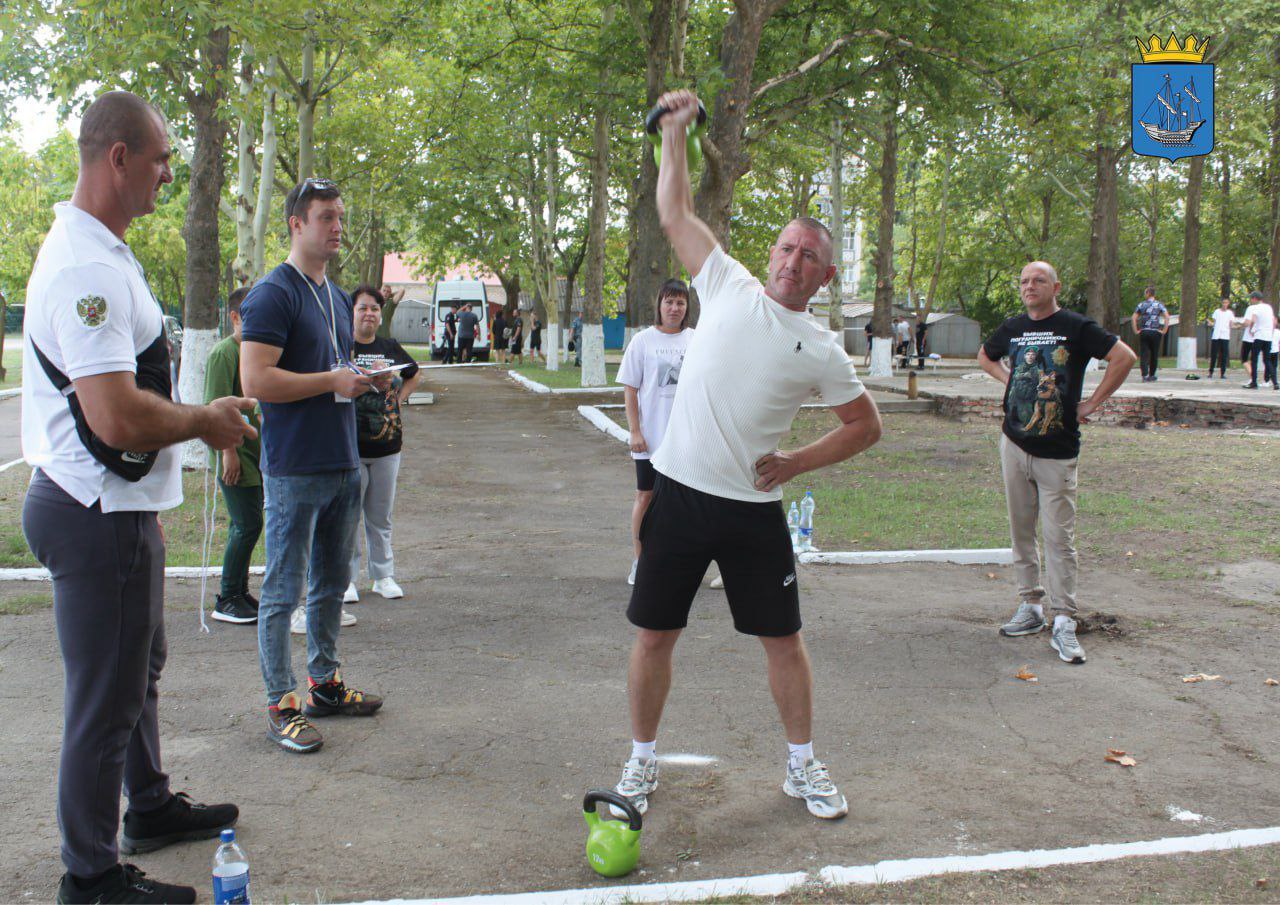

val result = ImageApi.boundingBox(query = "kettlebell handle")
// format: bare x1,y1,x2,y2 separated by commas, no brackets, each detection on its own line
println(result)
645,99,708,137
582,789,642,832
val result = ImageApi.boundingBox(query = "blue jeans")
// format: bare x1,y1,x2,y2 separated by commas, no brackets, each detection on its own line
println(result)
258,469,360,705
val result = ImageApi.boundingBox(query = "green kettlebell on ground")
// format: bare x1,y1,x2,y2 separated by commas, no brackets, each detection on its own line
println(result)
645,99,707,171
582,789,643,877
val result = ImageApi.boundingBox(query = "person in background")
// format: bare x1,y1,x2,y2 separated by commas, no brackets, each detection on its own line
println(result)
915,318,929,369
457,302,479,363
572,313,583,367
530,313,544,363
343,284,420,604
618,279,692,586
492,308,508,366
509,308,525,366
205,286,262,625
1130,287,1168,382
1238,291,1277,390
441,305,458,365
863,320,873,368
1206,297,1233,379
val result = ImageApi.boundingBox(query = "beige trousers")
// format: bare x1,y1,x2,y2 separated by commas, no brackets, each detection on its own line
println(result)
999,435,1078,617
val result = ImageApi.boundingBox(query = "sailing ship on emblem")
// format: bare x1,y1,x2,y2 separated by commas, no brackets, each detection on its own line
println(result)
1136,73,1204,145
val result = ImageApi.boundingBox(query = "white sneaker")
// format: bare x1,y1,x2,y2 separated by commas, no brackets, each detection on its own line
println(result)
709,573,724,589
343,582,359,603
371,577,404,599
627,560,638,586
783,758,849,819
611,756,659,816
292,607,357,632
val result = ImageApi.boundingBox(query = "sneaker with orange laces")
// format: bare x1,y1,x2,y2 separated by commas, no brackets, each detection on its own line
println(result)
267,691,323,754
304,671,384,717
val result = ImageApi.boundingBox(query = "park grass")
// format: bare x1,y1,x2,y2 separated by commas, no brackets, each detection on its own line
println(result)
0,590,53,615
507,360,620,390
0,465,265,570
1,337,20,389
605,408,1280,578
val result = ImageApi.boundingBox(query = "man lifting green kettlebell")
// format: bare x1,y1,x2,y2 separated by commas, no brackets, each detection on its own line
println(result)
645,96,707,171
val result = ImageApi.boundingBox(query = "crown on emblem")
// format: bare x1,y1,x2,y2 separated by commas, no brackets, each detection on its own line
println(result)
1135,33,1209,63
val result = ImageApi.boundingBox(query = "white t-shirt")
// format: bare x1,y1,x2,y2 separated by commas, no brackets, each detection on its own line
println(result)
22,203,182,513
1210,308,1234,341
1245,303,1275,344
616,326,693,461
652,246,865,502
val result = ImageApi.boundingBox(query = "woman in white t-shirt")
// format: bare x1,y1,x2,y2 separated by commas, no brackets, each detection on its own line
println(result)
1206,297,1234,379
618,279,693,585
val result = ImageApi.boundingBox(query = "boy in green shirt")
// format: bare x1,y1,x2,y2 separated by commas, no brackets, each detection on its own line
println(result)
205,287,263,624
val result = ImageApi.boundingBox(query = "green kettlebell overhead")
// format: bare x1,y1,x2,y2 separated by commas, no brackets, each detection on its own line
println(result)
582,789,643,878
645,99,707,172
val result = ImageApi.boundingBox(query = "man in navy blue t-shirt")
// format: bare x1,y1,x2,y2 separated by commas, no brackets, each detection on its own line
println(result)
241,178,387,754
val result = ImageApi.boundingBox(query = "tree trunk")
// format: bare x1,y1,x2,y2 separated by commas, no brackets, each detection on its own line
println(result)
1177,154,1205,368
233,46,256,285
297,28,316,181
921,142,953,327
827,115,845,342
868,69,898,377
1038,189,1051,257
1146,162,1160,292
1219,152,1231,300
178,25,231,468
251,56,278,281
582,100,610,387
1086,140,1121,333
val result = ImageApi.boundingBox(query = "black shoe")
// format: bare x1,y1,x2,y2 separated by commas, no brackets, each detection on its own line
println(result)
304,671,384,717
57,864,195,904
243,590,259,608
120,792,238,855
212,592,257,625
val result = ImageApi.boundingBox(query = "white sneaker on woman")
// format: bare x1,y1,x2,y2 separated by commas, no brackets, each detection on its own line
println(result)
343,582,359,603
291,606,357,634
372,577,404,599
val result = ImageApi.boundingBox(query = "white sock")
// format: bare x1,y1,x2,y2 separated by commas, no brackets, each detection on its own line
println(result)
788,741,814,768
1028,602,1044,618
631,739,656,762
1054,614,1073,630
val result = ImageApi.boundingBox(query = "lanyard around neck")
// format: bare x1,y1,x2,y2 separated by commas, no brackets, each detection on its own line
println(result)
287,260,343,364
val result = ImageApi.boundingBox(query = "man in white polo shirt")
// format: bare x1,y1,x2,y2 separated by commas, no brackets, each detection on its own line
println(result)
610,90,882,821
1239,291,1277,390
21,91,256,905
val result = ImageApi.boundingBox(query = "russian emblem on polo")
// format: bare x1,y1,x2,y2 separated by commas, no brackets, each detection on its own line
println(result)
1131,32,1214,161
76,295,109,328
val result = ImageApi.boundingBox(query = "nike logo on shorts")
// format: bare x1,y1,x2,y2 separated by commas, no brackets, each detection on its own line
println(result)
783,573,796,587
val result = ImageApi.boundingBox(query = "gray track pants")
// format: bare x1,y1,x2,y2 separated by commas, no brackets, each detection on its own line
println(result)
999,435,1079,617
22,470,171,877
349,453,401,583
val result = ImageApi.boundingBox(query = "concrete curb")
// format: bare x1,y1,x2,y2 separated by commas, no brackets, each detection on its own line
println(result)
419,362,497,370
576,405,629,444
0,565,266,582
349,825,1280,905
0,387,20,400
801,548,1014,566
508,371,623,395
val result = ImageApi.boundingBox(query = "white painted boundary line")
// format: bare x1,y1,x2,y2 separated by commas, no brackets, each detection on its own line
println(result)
419,362,497,370
801,548,1013,566
348,825,1280,905
0,387,20,400
509,371,624,395
0,565,266,582
0,457,25,473
577,405,629,444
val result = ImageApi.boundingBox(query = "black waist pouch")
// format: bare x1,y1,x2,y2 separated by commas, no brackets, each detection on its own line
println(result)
31,333,172,482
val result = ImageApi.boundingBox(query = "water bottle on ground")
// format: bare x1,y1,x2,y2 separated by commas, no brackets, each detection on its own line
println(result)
787,502,801,553
213,828,250,904
799,490,816,552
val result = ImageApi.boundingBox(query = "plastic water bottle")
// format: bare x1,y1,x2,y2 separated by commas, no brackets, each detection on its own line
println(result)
213,828,250,904
799,490,816,552
786,502,801,552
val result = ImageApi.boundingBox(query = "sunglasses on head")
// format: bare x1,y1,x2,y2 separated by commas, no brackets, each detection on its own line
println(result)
297,177,338,200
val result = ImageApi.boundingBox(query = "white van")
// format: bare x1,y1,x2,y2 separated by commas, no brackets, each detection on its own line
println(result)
431,279,491,360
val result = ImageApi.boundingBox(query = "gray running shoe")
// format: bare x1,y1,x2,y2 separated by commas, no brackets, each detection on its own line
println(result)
611,756,658,816
1050,618,1086,664
783,758,848,819
999,602,1046,637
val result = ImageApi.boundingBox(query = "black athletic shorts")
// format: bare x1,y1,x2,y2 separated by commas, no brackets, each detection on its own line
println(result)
628,473,801,637
634,458,656,491
458,337,475,356
1241,340,1254,363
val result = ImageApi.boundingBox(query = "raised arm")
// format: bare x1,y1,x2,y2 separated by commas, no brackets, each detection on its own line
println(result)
654,90,718,278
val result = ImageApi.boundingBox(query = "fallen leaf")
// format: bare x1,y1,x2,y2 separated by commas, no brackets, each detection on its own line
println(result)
1104,750,1138,767
1014,666,1038,683
1266,679,1279,687
1255,878,1269,890
985,572,998,580
1125,551,1134,557
1107,748,1126,756
1181,673,1222,683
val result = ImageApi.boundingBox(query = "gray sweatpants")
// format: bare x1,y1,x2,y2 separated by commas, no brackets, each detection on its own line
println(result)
349,453,401,582
999,435,1079,617
22,470,171,877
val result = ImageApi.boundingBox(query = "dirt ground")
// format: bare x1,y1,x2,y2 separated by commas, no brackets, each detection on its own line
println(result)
1,372,1279,903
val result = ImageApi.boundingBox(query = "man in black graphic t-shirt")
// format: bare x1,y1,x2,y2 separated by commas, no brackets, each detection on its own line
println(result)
978,261,1135,666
